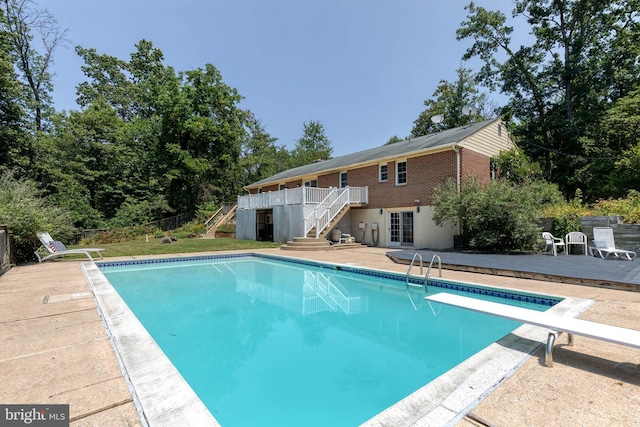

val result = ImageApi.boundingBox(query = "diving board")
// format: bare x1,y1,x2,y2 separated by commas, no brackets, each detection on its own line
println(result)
425,293,640,367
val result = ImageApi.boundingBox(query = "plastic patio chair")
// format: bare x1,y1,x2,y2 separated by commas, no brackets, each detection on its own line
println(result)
565,231,588,256
542,232,565,256
588,227,636,261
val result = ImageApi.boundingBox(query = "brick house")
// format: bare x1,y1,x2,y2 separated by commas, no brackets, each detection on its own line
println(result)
236,118,515,249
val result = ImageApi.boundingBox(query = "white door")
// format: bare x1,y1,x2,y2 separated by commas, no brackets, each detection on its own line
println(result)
389,211,414,247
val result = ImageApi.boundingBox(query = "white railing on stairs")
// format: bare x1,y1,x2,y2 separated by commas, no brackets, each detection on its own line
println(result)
304,187,351,238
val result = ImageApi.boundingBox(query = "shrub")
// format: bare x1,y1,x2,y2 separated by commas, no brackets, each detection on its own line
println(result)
216,223,236,233
0,170,76,263
108,196,171,228
432,178,559,252
590,190,640,223
81,225,162,245
540,190,589,237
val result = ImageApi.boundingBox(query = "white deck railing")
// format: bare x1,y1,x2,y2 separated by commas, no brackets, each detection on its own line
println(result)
304,187,350,237
237,186,368,209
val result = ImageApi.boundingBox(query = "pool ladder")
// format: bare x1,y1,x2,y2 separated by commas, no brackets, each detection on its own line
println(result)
405,253,441,312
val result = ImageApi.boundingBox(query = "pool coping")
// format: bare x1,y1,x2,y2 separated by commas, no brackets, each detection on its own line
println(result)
82,253,593,427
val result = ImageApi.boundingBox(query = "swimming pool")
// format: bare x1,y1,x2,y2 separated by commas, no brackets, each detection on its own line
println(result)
83,253,591,426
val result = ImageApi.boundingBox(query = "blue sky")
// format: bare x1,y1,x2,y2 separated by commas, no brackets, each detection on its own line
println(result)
46,0,523,157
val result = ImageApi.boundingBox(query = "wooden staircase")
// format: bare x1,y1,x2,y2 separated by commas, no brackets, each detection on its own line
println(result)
203,204,237,238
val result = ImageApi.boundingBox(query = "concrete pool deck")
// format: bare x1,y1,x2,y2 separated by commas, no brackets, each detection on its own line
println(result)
1,247,639,426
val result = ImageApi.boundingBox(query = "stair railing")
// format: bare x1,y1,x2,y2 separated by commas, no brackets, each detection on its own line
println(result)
204,207,224,231
303,188,350,238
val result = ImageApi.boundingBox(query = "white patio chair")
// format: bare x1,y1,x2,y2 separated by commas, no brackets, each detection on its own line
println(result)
589,227,636,261
565,231,588,256
35,232,105,263
542,232,565,256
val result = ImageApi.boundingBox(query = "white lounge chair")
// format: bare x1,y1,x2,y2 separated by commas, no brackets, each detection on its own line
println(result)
564,231,588,256
35,232,105,263
542,232,565,256
589,227,636,261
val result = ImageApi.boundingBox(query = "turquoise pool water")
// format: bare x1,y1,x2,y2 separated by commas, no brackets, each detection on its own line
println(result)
99,254,560,427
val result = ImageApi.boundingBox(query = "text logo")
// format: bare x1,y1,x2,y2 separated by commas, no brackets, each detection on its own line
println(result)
1,405,69,426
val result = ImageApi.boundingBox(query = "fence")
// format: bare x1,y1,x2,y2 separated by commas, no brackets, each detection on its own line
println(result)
76,213,196,243
145,212,195,231
0,225,12,276
541,216,640,252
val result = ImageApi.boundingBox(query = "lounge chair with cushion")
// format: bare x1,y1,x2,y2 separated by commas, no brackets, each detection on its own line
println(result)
564,231,588,256
589,227,636,261
35,232,105,263
542,232,565,256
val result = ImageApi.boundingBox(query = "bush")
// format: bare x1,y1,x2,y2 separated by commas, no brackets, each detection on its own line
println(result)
81,225,162,245
108,196,171,228
541,192,587,237
216,223,236,233
0,170,76,263
590,190,640,223
432,178,560,252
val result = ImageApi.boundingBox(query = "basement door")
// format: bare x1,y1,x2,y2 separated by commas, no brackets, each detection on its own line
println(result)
256,209,274,241
389,211,414,247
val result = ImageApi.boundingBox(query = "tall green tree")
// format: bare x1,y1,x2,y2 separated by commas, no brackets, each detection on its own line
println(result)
238,112,288,188
289,120,333,168
412,67,490,137
457,0,640,199
73,40,248,216
0,7,28,172
2,0,66,132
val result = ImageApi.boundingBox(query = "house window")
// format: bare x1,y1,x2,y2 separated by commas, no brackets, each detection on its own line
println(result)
396,161,407,185
340,172,348,188
379,164,388,182
279,184,286,190
304,179,318,188
258,188,263,193
498,124,502,137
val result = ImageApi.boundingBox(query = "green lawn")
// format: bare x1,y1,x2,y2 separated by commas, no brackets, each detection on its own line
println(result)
71,237,281,258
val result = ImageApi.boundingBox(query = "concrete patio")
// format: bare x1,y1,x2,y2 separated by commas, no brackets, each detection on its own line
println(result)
1,247,638,426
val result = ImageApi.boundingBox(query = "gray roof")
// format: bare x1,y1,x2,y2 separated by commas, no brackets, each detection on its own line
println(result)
248,118,499,188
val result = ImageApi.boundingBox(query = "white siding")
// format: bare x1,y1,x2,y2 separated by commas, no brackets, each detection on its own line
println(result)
458,121,515,157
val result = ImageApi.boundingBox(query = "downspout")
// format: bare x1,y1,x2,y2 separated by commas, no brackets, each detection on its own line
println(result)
452,145,461,194
452,146,462,237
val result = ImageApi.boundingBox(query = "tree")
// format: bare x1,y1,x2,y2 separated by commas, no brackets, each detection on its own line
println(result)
289,120,333,168
238,112,289,187
73,40,248,217
384,135,403,145
491,147,542,184
457,1,640,199
0,7,28,173
2,0,67,132
411,67,491,137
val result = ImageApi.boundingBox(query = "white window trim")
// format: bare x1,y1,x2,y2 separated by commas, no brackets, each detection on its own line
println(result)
379,163,388,182
395,160,407,186
339,171,348,188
